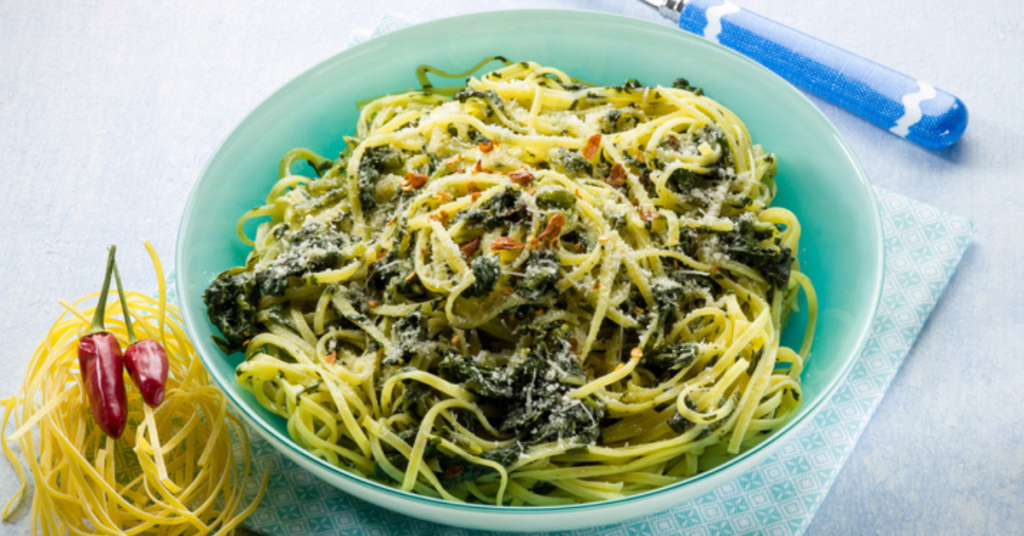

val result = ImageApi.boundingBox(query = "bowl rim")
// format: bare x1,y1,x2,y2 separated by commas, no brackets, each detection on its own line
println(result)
176,8,884,513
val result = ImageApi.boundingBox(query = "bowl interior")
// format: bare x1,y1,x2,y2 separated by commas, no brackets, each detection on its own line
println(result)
176,9,882,514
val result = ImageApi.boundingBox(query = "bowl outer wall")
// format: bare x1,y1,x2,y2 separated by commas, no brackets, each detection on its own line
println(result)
175,9,883,532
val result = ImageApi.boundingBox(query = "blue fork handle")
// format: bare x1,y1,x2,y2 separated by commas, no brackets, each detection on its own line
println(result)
673,0,967,150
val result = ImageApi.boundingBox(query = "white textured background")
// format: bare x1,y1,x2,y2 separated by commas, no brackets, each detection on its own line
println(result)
0,1,1020,534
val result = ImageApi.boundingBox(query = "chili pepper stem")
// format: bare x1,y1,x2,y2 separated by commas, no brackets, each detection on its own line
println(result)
86,246,117,336
111,258,138,344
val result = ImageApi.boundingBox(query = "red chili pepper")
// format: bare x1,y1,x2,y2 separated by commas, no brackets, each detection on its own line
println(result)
112,258,169,407
78,246,128,439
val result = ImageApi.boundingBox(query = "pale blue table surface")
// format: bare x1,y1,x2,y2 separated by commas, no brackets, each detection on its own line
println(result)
0,1,1019,534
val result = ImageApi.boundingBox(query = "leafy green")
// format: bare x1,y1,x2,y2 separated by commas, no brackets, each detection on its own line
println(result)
356,145,403,210
668,395,699,434
721,218,793,288
611,78,644,91
464,255,501,298
551,148,593,178
452,88,505,112
668,395,736,438
668,411,694,435
384,309,427,366
602,109,623,134
373,460,397,482
671,77,704,96
438,321,604,445
437,351,512,399
255,219,351,296
366,223,430,300
481,442,523,466
602,108,639,135
295,379,324,405
203,270,260,353
651,277,683,309
454,187,526,230
643,342,698,376
399,379,436,419
532,482,557,495
534,185,576,209
263,302,295,331
669,167,718,192
668,127,731,193
518,251,559,301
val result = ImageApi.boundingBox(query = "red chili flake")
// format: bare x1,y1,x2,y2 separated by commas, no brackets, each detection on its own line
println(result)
478,140,495,153
376,250,388,260
325,352,337,365
527,188,538,196
471,192,482,201
402,172,428,191
460,237,481,258
491,236,525,251
605,163,626,187
536,213,565,247
640,207,657,222
368,300,381,308
442,464,465,480
466,181,480,194
583,133,602,159
509,169,534,186
570,338,578,353
668,135,680,149
434,191,453,202
473,160,483,174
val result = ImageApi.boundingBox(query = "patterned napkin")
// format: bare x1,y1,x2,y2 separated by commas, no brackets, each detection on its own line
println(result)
221,15,976,536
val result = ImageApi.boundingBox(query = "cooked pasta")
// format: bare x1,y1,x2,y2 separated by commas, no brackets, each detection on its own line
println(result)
204,59,817,505
2,242,267,534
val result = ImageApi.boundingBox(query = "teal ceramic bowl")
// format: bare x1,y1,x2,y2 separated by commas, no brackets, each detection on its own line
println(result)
176,9,883,532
